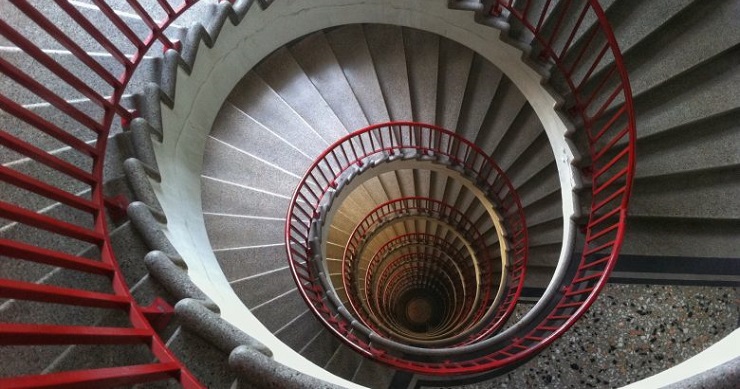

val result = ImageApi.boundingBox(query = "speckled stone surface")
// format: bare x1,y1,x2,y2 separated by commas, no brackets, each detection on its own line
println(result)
429,284,739,389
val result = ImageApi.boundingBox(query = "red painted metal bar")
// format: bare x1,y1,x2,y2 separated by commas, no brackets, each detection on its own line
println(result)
0,165,98,214
88,0,146,50
0,279,130,309
0,324,151,345
9,0,123,89
0,238,113,275
0,363,183,389
0,0,221,385
0,95,98,157
49,0,133,68
157,0,177,18
0,19,126,118
0,56,103,134
16,131,71,173
0,201,103,244
124,0,178,50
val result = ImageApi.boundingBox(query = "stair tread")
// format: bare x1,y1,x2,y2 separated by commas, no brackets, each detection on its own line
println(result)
353,358,395,389
201,172,290,219
300,329,343,368
203,212,284,251
231,267,295,309
228,72,329,158
622,216,740,258
630,167,740,220
201,138,298,198
274,309,323,352
624,1,740,98
326,25,390,124
404,28,440,124
250,288,308,333
289,31,370,132
436,38,474,131
210,103,314,177
455,55,503,142
324,344,364,381
365,24,413,121
634,45,740,139
255,46,349,143
214,244,287,283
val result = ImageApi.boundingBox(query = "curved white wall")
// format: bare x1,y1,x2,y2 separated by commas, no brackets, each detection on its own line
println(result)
151,0,580,386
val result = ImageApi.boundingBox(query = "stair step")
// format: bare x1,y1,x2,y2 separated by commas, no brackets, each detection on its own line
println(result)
163,328,237,389
209,103,313,177
633,108,740,178
633,44,740,139
231,267,295,309
404,28,440,124
289,31,370,132
324,344,363,380
622,216,740,258
353,358,395,389
473,78,528,155
377,171,404,200
255,46,349,142
0,238,112,275
505,134,555,189
365,24,413,121
201,171,291,219
436,37,474,131
326,25,390,124
201,138,299,198
456,55,503,142
630,167,740,220
0,362,183,388
228,73,329,159
213,243,287,283
250,288,307,333
0,279,129,309
300,328,342,368
274,309,323,351
0,324,150,345
624,1,740,97
203,213,284,251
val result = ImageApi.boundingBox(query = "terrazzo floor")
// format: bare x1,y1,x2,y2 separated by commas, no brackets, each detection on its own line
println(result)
427,283,738,388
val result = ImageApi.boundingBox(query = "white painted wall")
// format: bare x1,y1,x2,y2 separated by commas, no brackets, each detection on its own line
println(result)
151,0,580,385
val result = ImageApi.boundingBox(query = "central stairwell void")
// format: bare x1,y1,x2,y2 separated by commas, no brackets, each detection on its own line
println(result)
2,0,738,388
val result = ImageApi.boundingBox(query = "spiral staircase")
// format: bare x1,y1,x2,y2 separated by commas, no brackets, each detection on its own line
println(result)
1,0,738,388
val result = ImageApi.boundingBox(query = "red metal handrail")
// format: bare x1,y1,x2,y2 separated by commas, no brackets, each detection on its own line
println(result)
341,196,505,343
285,122,528,373
284,0,635,373
0,0,636,380
0,0,234,386
360,233,473,340
364,233,471,310
374,253,466,335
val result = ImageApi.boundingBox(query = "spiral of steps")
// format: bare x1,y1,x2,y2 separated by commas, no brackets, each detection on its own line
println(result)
0,0,738,388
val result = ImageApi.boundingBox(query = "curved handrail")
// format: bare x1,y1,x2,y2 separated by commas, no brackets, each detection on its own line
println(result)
376,253,462,337
0,0,636,380
340,199,495,345
0,0,240,386
361,233,473,341
364,233,472,312
285,122,528,373
341,196,497,335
